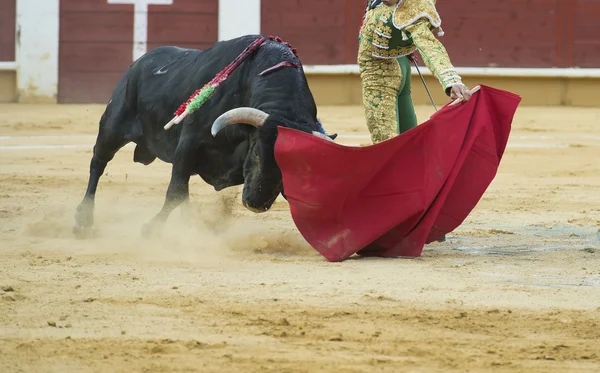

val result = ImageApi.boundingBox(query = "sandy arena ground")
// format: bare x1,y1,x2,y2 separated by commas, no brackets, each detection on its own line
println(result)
0,102,599,373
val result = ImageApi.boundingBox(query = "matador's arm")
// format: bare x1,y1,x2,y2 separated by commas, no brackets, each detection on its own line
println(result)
405,19,463,96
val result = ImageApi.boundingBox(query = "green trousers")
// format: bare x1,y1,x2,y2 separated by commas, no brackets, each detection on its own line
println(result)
396,56,418,134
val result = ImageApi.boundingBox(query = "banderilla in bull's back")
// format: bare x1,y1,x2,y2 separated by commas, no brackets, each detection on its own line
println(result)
164,36,302,130
163,37,267,130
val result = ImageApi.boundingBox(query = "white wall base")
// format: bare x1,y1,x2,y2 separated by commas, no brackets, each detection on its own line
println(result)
0,62,18,71
303,65,600,79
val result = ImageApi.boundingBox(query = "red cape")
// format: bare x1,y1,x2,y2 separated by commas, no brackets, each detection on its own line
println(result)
274,85,521,262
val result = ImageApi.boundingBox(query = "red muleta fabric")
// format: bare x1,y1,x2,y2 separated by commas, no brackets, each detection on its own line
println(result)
274,85,521,262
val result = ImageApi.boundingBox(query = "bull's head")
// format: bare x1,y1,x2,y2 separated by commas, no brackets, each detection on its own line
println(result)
211,107,336,213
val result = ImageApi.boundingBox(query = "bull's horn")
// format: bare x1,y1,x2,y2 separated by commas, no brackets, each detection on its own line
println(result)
211,107,269,136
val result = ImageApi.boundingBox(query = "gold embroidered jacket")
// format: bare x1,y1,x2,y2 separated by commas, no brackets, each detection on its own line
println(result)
360,0,463,93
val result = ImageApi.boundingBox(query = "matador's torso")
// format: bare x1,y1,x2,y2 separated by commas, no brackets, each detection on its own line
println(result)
358,0,463,94
359,0,443,58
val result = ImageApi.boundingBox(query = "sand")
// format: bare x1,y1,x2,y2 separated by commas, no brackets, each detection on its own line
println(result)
0,102,599,372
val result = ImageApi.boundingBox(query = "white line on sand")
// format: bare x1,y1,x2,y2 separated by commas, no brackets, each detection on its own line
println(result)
1,134,600,141
0,144,135,150
0,135,96,140
0,144,93,150
0,143,585,151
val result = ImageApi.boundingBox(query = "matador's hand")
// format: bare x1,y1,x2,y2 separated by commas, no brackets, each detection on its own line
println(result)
450,84,472,101
406,52,419,64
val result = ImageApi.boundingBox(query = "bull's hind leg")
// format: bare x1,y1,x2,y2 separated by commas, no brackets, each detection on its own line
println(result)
73,115,130,237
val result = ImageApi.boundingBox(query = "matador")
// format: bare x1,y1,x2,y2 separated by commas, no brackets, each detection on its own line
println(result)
358,0,471,144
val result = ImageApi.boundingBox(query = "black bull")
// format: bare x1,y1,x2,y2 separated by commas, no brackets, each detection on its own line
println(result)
73,35,337,237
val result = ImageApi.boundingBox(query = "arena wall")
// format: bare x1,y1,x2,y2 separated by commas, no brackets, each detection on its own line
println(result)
261,0,600,107
303,67,600,107
0,0,16,102
58,0,219,103
1,0,598,106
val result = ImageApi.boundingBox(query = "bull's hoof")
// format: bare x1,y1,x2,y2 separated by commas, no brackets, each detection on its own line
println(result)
73,203,94,238
75,203,94,228
179,203,197,225
72,224,93,239
141,220,164,239
436,235,447,243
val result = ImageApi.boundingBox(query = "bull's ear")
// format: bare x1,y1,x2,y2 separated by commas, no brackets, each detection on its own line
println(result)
328,133,338,141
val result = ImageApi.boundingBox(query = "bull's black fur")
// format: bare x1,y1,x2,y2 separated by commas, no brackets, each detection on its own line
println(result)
73,34,336,237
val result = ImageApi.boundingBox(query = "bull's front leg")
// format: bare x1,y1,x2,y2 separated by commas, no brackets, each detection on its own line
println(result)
142,170,191,238
141,144,196,238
